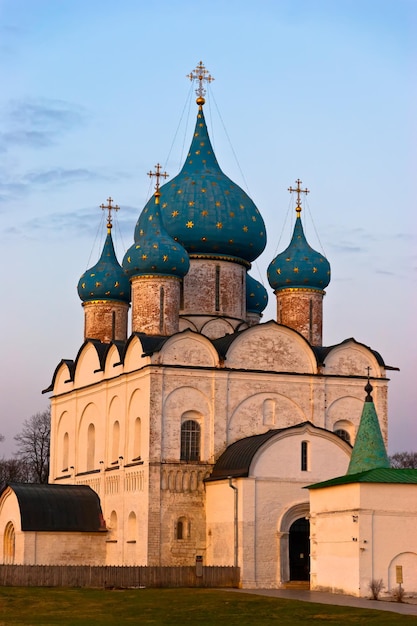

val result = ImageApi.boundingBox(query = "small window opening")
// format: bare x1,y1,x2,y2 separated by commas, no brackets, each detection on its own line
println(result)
159,286,165,332
301,440,309,471
215,265,220,312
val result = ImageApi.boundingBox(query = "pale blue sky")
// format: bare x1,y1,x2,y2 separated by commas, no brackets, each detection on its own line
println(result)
0,0,415,454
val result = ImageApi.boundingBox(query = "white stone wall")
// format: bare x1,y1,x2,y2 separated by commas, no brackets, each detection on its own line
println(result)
310,482,417,597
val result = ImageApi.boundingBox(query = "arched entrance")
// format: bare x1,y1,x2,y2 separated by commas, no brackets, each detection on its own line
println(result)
278,503,310,585
289,517,310,581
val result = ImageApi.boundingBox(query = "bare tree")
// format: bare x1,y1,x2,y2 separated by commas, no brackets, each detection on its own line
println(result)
14,408,51,483
0,458,32,488
390,452,417,469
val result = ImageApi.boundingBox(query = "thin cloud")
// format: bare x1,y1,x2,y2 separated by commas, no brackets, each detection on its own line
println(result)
0,98,86,153
4,205,139,240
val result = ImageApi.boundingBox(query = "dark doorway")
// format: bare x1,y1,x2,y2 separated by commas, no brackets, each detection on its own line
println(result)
289,517,310,581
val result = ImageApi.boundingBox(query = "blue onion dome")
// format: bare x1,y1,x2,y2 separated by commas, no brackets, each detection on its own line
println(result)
267,214,331,291
135,106,266,265
246,273,268,313
123,194,189,278
78,229,131,303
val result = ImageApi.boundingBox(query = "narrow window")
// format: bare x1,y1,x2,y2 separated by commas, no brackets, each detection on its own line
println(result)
179,279,184,310
301,441,309,471
112,421,120,464
112,310,116,340
127,511,137,543
159,287,165,332
133,417,142,461
62,432,69,471
309,299,313,342
215,265,220,311
177,519,183,540
181,420,201,461
87,423,95,471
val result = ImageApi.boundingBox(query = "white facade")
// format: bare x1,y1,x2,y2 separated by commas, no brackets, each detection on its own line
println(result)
309,482,417,597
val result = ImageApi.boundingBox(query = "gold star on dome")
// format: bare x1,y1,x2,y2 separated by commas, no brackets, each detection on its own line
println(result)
313,267,318,273
142,254,147,260
243,226,248,232
230,211,235,217
95,281,101,287
172,210,179,217
196,150,200,155
201,210,208,216
163,255,168,262
162,202,168,208
252,216,256,222
215,201,221,207
294,267,299,273
177,189,182,194
81,282,86,288
114,281,119,287
216,222,223,229
186,221,194,228
127,256,131,263
201,188,206,193
188,201,195,207
148,215,153,221
276,268,281,275
153,244,158,249
139,229,144,235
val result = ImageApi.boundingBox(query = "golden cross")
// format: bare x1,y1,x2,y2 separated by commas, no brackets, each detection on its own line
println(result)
187,61,214,101
100,197,120,230
148,163,169,198
288,179,309,215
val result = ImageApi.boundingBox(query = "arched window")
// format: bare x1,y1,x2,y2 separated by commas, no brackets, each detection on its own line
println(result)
87,423,95,471
109,510,118,540
133,417,141,461
176,516,189,540
181,420,200,461
127,511,137,543
334,429,351,444
112,421,120,464
3,522,15,564
62,432,69,471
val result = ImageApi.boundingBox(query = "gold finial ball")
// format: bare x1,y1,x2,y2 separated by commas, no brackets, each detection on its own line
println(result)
196,96,205,106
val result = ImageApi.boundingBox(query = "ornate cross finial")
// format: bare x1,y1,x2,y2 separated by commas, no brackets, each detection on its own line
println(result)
100,197,120,231
187,61,214,105
288,179,310,216
148,163,169,202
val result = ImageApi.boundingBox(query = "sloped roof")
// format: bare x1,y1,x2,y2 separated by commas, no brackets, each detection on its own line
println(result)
307,468,417,490
4,483,105,532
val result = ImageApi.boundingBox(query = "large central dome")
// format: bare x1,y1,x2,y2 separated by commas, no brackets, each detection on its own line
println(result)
135,105,266,264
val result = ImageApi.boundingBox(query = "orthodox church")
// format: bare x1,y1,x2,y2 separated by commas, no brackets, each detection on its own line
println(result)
1,63,415,595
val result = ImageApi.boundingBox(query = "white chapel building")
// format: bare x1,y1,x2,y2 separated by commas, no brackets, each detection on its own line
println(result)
2,63,415,594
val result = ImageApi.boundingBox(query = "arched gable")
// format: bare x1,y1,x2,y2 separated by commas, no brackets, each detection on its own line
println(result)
250,424,351,481
45,359,74,395
160,331,219,367
103,343,124,377
73,341,106,388
323,339,384,377
123,335,152,373
224,322,317,373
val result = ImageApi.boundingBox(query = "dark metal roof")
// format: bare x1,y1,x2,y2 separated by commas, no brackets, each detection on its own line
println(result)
4,483,105,532
307,468,417,490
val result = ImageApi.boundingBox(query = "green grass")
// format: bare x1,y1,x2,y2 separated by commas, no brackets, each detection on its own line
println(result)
0,587,415,625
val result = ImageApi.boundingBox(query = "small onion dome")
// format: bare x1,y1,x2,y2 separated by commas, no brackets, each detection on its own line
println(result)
246,273,268,314
135,107,266,264
267,216,330,291
77,231,130,303
123,198,189,278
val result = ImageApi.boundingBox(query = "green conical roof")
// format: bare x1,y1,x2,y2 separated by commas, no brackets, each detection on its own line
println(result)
347,382,390,475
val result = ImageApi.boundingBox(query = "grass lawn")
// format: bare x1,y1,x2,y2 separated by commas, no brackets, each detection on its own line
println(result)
0,587,415,625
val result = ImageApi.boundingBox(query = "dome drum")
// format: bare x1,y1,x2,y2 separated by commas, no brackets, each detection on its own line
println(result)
83,300,129,343
131,275,182,336
181,258,246,325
